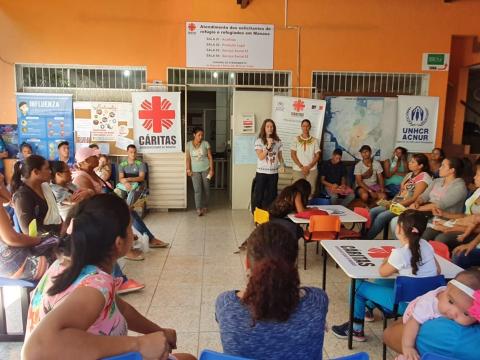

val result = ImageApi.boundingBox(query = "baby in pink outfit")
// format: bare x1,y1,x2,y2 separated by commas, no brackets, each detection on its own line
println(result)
398,269,480,360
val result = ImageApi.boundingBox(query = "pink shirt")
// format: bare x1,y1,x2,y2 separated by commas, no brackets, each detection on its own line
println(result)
26,260,127,338
403,286,446,324
72,169,103,194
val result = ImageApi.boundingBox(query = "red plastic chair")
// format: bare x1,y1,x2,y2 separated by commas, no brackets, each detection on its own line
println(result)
429,240,451,261
339,207,371,239
303,215,341,269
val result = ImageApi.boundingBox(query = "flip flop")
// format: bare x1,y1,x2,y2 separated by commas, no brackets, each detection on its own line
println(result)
149,239,169,248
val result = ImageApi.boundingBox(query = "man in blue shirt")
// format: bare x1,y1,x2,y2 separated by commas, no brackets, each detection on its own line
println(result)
56,141,74,169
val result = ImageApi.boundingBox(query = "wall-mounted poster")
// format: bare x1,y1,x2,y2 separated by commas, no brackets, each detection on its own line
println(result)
271,96,326,167
16,94,74,161
395,96,439,152
0,124,19,158
132,92,182,153
73,101,134,155
186,22,274,69
322,97,397,161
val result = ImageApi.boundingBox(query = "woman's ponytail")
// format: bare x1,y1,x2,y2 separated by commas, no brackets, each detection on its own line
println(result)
10,161,24,195
397,210,428,275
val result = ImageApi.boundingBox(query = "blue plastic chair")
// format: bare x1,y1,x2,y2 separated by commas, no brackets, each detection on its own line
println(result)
332,352,370,360
308,196,332,206
199,350,253,360
421,353,456,360
101,352,142,360
377,275,446,360
0,277,36,341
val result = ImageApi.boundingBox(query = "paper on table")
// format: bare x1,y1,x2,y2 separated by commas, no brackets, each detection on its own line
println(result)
116,136,132,150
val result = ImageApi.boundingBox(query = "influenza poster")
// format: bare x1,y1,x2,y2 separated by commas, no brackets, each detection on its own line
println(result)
132,92,182,153
16,93,74,161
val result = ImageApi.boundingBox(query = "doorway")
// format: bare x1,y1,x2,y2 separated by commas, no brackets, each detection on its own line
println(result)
186,89,231,210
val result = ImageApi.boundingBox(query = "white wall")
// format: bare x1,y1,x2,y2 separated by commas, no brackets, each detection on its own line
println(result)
231,91,273,209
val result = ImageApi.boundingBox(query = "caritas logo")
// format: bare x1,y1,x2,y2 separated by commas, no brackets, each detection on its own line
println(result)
293,99,305,112
188,23,197,32
139,96,175,133
368,246,396,259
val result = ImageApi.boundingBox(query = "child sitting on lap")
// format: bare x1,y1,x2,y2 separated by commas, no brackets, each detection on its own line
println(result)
399,269,480,360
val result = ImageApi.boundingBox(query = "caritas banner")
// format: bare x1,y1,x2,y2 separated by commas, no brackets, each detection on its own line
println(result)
132,92,182,153
395,96,439,152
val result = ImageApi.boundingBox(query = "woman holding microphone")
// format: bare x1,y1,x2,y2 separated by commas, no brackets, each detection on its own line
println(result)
253,119,285,210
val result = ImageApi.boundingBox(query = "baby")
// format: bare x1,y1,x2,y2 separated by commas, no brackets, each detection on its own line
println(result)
400,269,480,360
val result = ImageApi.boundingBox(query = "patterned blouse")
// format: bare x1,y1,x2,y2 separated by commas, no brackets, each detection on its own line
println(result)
26,260,127,338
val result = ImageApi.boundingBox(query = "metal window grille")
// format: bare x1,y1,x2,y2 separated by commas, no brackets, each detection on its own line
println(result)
15,64,147,102
312,71,429,98
167,68,291,89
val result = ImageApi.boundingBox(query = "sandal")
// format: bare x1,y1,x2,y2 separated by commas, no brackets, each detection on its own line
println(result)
125,248,145,261
149,239,169,248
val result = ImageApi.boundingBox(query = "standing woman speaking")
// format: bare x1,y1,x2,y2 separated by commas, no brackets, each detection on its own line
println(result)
186,127,214,216
254,119,285,210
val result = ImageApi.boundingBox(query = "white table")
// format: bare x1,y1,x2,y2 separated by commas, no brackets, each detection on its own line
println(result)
321,240,463,350
287,205,367,224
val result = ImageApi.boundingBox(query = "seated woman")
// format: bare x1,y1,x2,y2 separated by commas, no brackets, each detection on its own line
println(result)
269,179,310,218
354,145,386,204
72,147,168,252
0,173,56,280
49,160,94,220
216,222,328,360
11,155,62,235
453,230,480,269
94,154,114,192
385,157,469,240
366,153,431,239
383,146,409,198
429,147,445,179
22,194,195,360
423,160,480,251
332,210,440,341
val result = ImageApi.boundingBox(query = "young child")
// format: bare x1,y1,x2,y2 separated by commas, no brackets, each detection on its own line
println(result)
399,269,480,360
333,210,440,341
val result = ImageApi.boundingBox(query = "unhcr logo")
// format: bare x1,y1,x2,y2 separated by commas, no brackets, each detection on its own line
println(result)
405,105,429,126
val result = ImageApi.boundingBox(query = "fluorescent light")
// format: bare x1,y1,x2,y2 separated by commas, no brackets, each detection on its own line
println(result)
213,72,218,78
123,70,131,77
230,72,235,79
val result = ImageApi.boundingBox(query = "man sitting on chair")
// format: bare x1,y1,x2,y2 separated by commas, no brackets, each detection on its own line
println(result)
114,144,147,207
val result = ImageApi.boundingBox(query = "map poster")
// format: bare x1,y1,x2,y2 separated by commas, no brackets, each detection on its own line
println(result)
395,96,439,153
16,93,74,161
322,97,397,161
271,96,326,167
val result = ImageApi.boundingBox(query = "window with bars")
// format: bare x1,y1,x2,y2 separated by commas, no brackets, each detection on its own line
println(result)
15,64,147,91
312,71,429,97
167,68,291,88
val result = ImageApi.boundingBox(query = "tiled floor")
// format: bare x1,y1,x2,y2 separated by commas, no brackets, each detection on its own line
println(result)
0,190,395,359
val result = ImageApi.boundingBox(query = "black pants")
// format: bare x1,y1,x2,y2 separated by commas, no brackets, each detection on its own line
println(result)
254,172,278,210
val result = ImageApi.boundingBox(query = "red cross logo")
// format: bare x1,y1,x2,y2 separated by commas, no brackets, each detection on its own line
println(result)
139,96,175,133
293,99,305,112
188,23,196,32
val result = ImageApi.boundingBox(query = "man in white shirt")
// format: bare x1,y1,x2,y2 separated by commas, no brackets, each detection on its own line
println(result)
290,119,320,195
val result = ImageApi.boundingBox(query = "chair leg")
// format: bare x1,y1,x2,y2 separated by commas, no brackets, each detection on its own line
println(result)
0,288,6,337
304,240,307,270
383,224,389,239
316,242,319,254
21,288,30,334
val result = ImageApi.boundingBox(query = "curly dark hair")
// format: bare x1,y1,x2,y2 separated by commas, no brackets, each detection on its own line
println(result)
242,222,300,323
396,209,429,275
269,179,311,218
